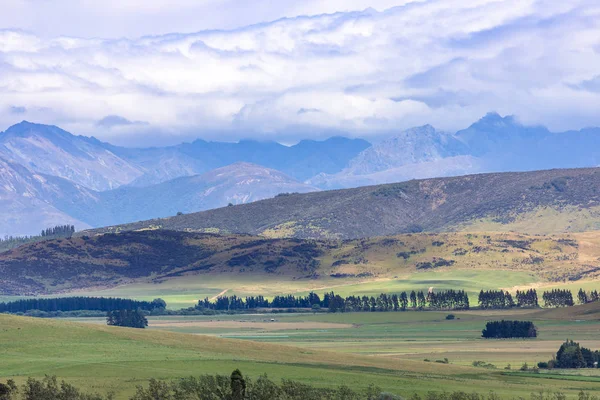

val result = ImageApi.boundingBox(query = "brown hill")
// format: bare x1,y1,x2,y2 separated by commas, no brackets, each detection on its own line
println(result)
0,229,595,295
87,167,600,239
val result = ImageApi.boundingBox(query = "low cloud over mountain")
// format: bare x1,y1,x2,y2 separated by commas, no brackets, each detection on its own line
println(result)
1,1,599,144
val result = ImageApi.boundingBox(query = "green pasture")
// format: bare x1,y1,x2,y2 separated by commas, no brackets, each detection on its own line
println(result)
22,269,539,310
3,307,600,399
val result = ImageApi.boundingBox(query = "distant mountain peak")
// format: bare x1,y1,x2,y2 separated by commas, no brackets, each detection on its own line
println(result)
472,112,518,128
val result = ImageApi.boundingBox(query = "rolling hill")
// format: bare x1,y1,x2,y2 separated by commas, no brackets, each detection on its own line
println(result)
87,167,600,239
1,228,596,295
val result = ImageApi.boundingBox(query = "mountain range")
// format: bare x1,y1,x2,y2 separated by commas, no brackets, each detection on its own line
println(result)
1,114,600,236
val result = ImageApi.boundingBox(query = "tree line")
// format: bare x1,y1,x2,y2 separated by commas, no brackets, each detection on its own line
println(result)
577,288,600,304
478,289,539,309
40,225,75,238
542,289,574,307
0,224,76,252
197,286,599,313
0,297,166,314
197,290,470,312
481,320,537,338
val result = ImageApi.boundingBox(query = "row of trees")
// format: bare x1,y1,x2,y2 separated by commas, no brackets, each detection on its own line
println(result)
478,288,595,309
197,290,470,312
0,297,166,314
478,289,542,309
198,286,599,313
481,320,538,338
542,289,574,308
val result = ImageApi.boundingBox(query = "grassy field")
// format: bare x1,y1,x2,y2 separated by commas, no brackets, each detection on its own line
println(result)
63,269,540,309
3,310,600,400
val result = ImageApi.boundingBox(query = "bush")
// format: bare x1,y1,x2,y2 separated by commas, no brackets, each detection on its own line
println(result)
446,314,455,320
537,361,549,369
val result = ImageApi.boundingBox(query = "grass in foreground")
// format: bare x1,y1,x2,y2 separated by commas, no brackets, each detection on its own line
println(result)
3,310,600,399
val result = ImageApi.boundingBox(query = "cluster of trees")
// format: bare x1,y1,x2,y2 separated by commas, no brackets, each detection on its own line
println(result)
481,320,537,338
0,297,166,314
478,290,516,309
106,309,148,329
538,340,600,369
40,225,75,238
577,289,600,305
542,289,574,307
197,290,470,313
477,288,594,309
478,289,543,309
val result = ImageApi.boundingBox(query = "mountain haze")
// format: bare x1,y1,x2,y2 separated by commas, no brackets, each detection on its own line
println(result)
95,163,319,225
0,122,143,191
310,125,479,189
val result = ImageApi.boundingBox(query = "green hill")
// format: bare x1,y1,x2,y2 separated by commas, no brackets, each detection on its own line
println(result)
85,167,600,239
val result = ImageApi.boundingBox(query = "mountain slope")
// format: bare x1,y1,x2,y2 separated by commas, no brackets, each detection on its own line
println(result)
95,163,319,225
0,121,144,191
456,113,600,171
309,125,478,189
0,156,98,236
86,167,600,239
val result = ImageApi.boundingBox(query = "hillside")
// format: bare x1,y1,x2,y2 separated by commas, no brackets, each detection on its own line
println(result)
1,229,596,295
87,167,600,239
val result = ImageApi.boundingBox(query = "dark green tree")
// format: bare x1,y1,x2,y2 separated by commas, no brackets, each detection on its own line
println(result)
230,370,246,400
106,309,148,329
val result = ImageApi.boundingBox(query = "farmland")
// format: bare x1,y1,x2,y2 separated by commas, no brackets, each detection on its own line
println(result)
3,305,600,399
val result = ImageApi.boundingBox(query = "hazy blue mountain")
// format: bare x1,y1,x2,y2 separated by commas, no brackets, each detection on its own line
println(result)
456,113,600,171
308,125,478,189
93,162,319,226
312,114,600,189
99,135,370,186
0,122,370,190
0,121,144,191
0,156,99,236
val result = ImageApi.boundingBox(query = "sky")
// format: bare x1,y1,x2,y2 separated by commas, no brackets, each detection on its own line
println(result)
1,0,600,146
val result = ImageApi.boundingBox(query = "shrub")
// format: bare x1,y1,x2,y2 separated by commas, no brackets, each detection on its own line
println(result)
446,314,456,320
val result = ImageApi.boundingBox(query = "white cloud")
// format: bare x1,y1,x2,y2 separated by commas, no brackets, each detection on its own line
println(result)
1,0,600,144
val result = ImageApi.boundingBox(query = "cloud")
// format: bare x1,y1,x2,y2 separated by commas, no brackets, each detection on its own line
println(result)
96,115,148,129
9,106,27,114
0,0,599,144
